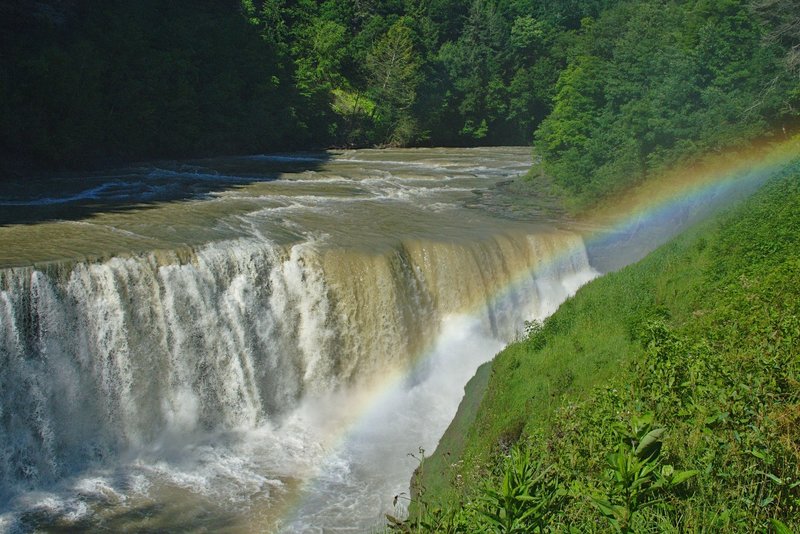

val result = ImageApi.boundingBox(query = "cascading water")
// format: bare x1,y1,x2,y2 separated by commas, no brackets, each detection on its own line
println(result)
0,148,597,532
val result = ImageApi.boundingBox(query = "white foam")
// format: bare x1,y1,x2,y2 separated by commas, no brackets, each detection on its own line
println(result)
0,513,21,534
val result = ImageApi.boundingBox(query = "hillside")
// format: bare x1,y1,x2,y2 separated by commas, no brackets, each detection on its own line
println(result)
405,162,800,531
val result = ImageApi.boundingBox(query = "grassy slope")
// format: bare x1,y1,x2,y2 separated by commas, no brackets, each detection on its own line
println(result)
411,168,800,530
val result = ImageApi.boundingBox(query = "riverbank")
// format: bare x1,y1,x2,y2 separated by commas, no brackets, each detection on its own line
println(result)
406,147,800,531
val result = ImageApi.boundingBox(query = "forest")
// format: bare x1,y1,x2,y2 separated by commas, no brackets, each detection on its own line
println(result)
1,0,798,205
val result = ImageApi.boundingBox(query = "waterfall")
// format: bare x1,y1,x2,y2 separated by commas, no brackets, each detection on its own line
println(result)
0,228,596,527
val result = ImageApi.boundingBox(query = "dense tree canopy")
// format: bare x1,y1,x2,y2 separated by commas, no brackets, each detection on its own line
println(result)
1,0,798,194
535,0,799,202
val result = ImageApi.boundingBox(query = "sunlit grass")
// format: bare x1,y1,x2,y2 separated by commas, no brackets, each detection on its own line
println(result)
404,169,800,531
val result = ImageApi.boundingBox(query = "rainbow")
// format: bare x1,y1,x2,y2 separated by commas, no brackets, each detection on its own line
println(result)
272,135,800,530
581,136,800,243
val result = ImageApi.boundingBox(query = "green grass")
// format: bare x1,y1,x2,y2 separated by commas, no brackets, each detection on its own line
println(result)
401,168,800,531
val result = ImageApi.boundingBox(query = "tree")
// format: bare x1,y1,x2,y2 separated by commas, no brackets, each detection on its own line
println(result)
437,0,509,142
294,18,347,93
366,18,420,145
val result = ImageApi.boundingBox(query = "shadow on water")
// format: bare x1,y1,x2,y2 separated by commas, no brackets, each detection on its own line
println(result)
0,152,332,227
18,501,240,534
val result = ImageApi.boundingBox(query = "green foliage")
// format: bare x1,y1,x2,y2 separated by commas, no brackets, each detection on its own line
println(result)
475,448,561,532
535,0,797,207
592,416,697,533
1,0,311,168
367,19,421,145
412,171,800,530
3,0,798,170
294,18,347,92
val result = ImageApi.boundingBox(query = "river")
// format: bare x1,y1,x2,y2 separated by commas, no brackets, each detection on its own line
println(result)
0,147,605,532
